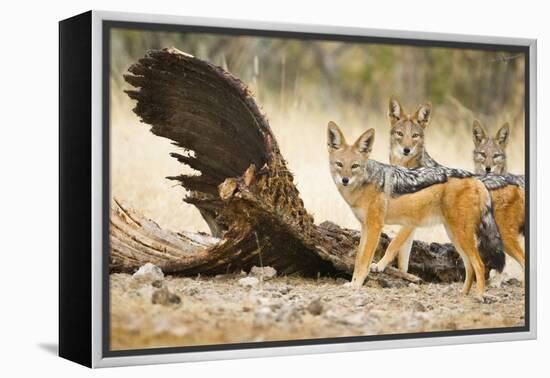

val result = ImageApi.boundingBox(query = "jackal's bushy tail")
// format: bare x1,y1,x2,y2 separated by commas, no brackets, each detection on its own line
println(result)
477,194,506,272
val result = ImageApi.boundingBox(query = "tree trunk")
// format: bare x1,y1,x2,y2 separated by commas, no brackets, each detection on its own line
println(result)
119,47,465,284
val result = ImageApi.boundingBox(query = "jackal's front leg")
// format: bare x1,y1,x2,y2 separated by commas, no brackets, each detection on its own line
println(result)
371,226,415,273
350,210,384,288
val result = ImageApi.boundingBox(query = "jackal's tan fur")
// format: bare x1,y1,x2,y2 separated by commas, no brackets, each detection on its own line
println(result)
327,122,500,299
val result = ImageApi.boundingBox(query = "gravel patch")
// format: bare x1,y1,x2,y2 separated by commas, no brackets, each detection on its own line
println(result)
110,273,525,350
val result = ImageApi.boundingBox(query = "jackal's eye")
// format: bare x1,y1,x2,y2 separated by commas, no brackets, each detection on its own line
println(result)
493,153,503,159
351,163,360,169
395,131,404,137
478,152,486,158
335,161,343,168
412,133,420,138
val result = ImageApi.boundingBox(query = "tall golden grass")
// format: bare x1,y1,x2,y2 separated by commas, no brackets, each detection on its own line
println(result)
111,90,524,229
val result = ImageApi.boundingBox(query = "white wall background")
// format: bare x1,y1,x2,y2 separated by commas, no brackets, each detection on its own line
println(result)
0,0,546,376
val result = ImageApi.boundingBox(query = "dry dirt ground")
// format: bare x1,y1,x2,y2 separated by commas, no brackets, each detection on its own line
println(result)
110,269,525,351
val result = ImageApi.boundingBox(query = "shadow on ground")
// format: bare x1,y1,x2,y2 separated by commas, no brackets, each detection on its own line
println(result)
38,343,58,356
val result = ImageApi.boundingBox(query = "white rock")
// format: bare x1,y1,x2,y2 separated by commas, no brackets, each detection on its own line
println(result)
132,263,164,283
171,327,189,337
354,297,369,307
255,306,272,316
250,266,277,280
344,312,367,326
239,276,260,288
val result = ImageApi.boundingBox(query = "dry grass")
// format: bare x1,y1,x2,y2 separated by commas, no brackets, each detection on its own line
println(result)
110,83,525,276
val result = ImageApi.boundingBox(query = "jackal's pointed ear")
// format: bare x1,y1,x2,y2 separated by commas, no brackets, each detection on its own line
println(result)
327,121,346,151
495,123,510,147
388,97,403,125
472,120,487,146
414,102,432,128
354,128,375,155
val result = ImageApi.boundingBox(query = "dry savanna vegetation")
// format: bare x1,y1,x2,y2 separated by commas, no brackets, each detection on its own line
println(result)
109,28,526,350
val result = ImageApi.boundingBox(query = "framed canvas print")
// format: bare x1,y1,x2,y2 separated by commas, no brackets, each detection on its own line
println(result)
59,10,537,368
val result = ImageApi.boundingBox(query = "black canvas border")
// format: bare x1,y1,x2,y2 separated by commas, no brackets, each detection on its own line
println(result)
59,11,93,367
101,19,531,359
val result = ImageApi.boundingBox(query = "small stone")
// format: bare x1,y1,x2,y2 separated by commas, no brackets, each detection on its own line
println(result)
354,298,368,307
306,298,323,316
170,326,189,337
186,287,199,296
152,280,164,288
253,306,273,327
239,276,260,288
365,280,380,288
132,263,164,284
413,301,427,312
256,296,271,306
441,285,455,294
250,266,277,280
278,286,292,295
377,278,391,288
504,278,521,287
256,306,272,316
152,317,171,333
474,294,499,304
344,312,367,326
351,294,369,307
152,288,181,306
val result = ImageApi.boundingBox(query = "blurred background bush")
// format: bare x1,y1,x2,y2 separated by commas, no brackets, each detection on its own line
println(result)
111,28,525,125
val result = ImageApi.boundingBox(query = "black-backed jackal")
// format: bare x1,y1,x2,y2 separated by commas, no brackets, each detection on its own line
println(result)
327,122,505,300
473,120,511,175
379,97,525,281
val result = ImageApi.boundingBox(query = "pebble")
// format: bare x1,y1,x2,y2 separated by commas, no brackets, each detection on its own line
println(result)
344,312,367,326
239,276,260,288
278,286,292,295
504,278,521,287
255,306,272,316
377,278,391,288
250,266,277,280
132,263,164,284
151,287,181,305
152,280,164,288
412,301,427,313
306,298,323,316
186,287,200,296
